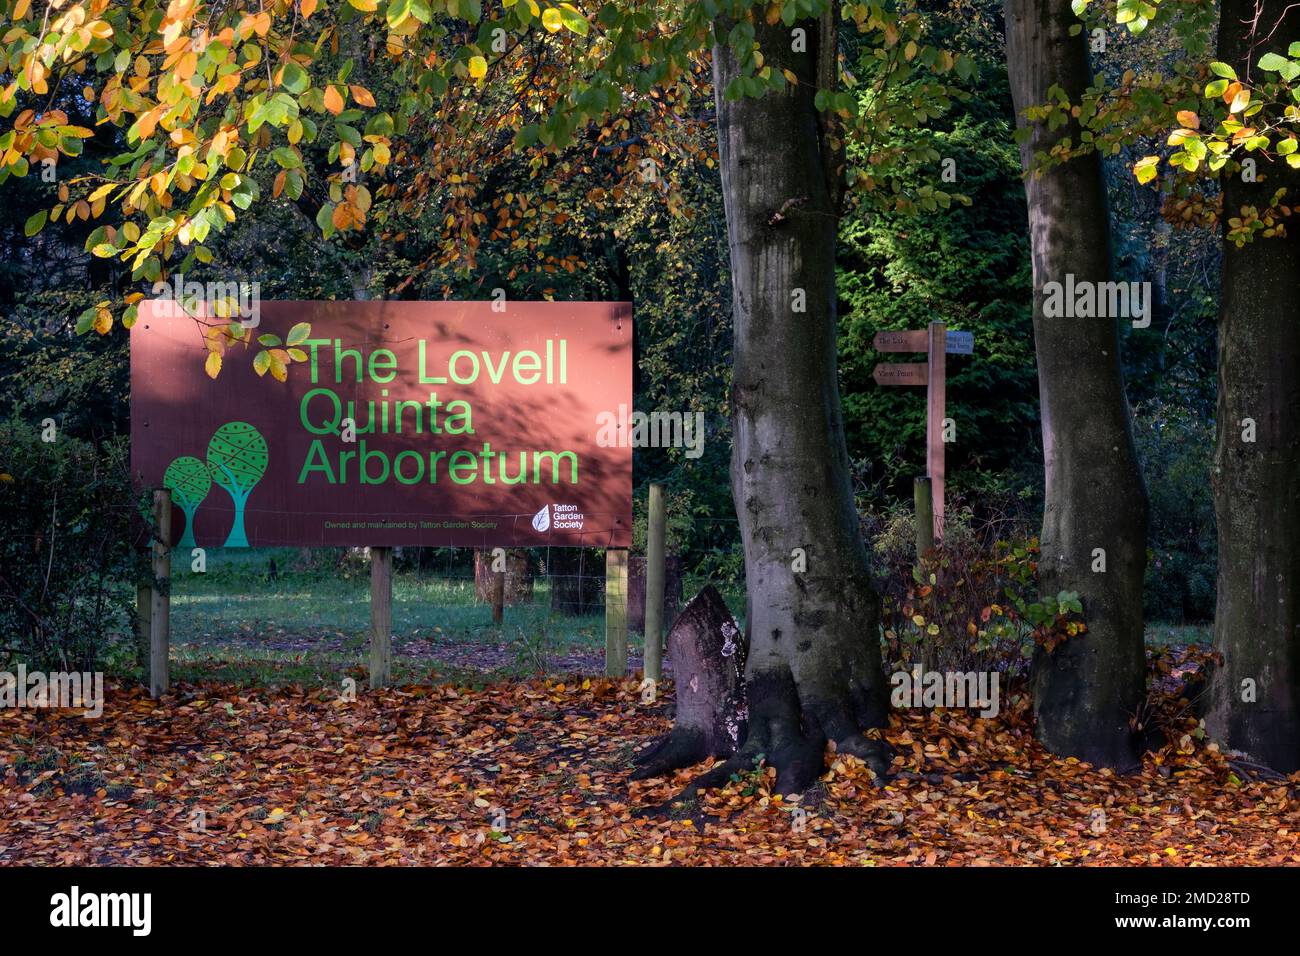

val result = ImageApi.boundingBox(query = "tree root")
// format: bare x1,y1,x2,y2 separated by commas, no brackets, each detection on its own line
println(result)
631,669,891,812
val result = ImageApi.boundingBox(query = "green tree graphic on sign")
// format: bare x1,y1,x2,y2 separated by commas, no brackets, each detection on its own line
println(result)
163,455,212,549
206,422,268,548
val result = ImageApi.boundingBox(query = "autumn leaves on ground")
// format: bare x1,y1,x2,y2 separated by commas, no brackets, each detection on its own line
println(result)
3,653,1297,866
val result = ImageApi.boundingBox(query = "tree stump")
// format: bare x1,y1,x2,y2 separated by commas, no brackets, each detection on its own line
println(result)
473,549,534,604
628,555,683,633
631,586,749,779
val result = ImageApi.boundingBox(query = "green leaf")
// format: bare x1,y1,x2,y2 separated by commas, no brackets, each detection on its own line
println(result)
558,4,589,35
24,210,46,237
316,202,335,238
270,147,301,168
1205,78,1229,97
1209,61,1238,80
1258,52,1291,73
386,0,413,27
286,322,312,346
279,61,310,94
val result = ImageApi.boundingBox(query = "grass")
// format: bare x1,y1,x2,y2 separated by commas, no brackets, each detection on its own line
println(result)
99,545,1207,690
160,547,643,687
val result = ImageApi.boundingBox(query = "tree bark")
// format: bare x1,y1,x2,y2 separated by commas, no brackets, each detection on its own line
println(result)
652,8,890,795
473,549,534,604
1204,0,1300,771
628,554,683,632
632,586,749,779
1004,0,1149,768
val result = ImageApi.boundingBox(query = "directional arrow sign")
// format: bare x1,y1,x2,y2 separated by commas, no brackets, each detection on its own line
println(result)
873,362,928,386
874,329,974,355
873,330,928,353
945,330,974,355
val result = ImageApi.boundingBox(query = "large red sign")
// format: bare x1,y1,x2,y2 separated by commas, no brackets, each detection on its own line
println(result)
131,300,633,548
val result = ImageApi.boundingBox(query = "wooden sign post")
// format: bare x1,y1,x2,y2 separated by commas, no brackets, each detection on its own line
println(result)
872,322,973,544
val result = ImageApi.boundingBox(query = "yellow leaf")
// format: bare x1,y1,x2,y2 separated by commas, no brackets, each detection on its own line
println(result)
541,8,562,31
93,307,112,335
468,55,487,79
205,350,222,379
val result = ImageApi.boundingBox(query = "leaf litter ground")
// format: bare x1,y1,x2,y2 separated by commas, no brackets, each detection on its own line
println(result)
3,652,1298,865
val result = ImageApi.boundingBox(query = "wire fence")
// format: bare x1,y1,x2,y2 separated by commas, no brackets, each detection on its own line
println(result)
162,543,739,686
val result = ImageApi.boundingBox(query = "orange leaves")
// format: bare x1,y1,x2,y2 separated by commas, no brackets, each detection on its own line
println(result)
349,84,376,108
236,10,273,40
1,660,1295,866
323,84,345,115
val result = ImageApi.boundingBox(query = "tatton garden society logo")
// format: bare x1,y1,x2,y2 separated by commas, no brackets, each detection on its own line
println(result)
532,504,585,533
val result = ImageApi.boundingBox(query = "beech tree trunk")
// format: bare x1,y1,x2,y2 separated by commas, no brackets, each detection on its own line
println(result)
632,586,749,779
1204,0,1300,771
662,8,891,795
1005,0,1149,768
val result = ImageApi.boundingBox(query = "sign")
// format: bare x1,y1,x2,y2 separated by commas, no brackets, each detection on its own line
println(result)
944,330,974,355
873,363,928,386
131,301,633,548
871,322,980,543
873,330,928,353
874,329,973,354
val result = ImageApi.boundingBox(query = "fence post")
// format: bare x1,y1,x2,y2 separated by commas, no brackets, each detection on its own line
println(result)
491,555,505,626
914,477,935,560
926,320,946,543
149,489,171,699
370,546,393,689
644,483,666,683
605,548,628,677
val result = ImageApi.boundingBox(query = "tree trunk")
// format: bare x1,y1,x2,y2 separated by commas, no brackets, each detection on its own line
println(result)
654,7,890,796
1004,0,1149,768
631,586,749,779
627,554,683,632
473,549,534,604
1204,0,1300,771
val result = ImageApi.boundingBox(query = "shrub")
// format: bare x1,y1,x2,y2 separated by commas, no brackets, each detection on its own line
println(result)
0,419,141,671
863,498,1080,678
